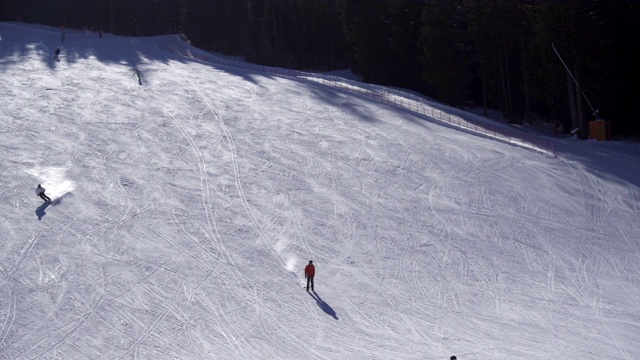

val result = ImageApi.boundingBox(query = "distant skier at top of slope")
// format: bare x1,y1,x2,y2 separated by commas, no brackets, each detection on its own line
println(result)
133,68,142,85
305,260,315,291
36,184,51,203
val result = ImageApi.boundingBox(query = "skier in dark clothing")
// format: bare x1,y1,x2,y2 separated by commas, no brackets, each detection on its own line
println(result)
305,260,315,291
53,48,60,60
36,184,51,202
133,68,142,85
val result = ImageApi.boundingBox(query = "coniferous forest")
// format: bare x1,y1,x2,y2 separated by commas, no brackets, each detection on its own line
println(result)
1,0,638,137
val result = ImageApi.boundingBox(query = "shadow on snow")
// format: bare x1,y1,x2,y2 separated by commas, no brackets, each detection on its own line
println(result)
3,22,638,189
308,291,338,320
35,192,73,220
0,21,384,125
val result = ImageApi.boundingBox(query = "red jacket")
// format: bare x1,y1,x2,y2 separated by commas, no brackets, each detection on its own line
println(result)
305,264,315,278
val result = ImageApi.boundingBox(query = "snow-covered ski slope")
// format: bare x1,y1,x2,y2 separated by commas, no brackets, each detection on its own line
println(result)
1,22,639,360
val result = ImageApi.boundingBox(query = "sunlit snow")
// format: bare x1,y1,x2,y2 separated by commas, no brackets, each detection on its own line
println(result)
1,22,639,359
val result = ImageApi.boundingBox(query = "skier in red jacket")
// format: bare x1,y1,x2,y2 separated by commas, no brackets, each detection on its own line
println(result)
305,260,315,291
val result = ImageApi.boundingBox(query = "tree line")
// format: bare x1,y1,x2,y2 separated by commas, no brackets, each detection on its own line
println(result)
2,0,638,137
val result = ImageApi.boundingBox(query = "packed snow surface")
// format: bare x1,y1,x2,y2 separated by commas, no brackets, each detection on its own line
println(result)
1,22,639,359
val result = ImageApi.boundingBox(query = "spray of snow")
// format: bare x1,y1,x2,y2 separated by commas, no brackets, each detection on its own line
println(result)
26,166,74,198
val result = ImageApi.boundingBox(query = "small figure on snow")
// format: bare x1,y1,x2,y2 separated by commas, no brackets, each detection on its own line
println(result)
61,32,66,43
305,260,315,291
133,68,142,85
53,47,60,61
36,184,51,203
450,356,457,360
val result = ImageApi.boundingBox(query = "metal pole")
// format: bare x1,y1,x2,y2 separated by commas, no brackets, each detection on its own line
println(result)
551,43,599,118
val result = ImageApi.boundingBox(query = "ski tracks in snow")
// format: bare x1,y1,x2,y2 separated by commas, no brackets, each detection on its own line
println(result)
133,65,322,358
133,77,263,357
175,64,284,266
0,230,42,351
174,65,331,358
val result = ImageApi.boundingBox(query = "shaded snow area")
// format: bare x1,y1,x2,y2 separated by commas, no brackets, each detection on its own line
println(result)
1,22,639,360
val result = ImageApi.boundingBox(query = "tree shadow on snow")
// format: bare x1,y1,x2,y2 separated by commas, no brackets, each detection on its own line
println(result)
35,192,73,220
0,22,150,73
308,291,338,320
0,22,389,125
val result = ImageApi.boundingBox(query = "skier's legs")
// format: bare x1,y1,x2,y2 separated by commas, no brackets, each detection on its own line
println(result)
309,277,314,291
306,277,310,291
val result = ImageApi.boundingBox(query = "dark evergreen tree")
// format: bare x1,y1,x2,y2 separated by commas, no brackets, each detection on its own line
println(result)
420,0,471,105
0,0,8,21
